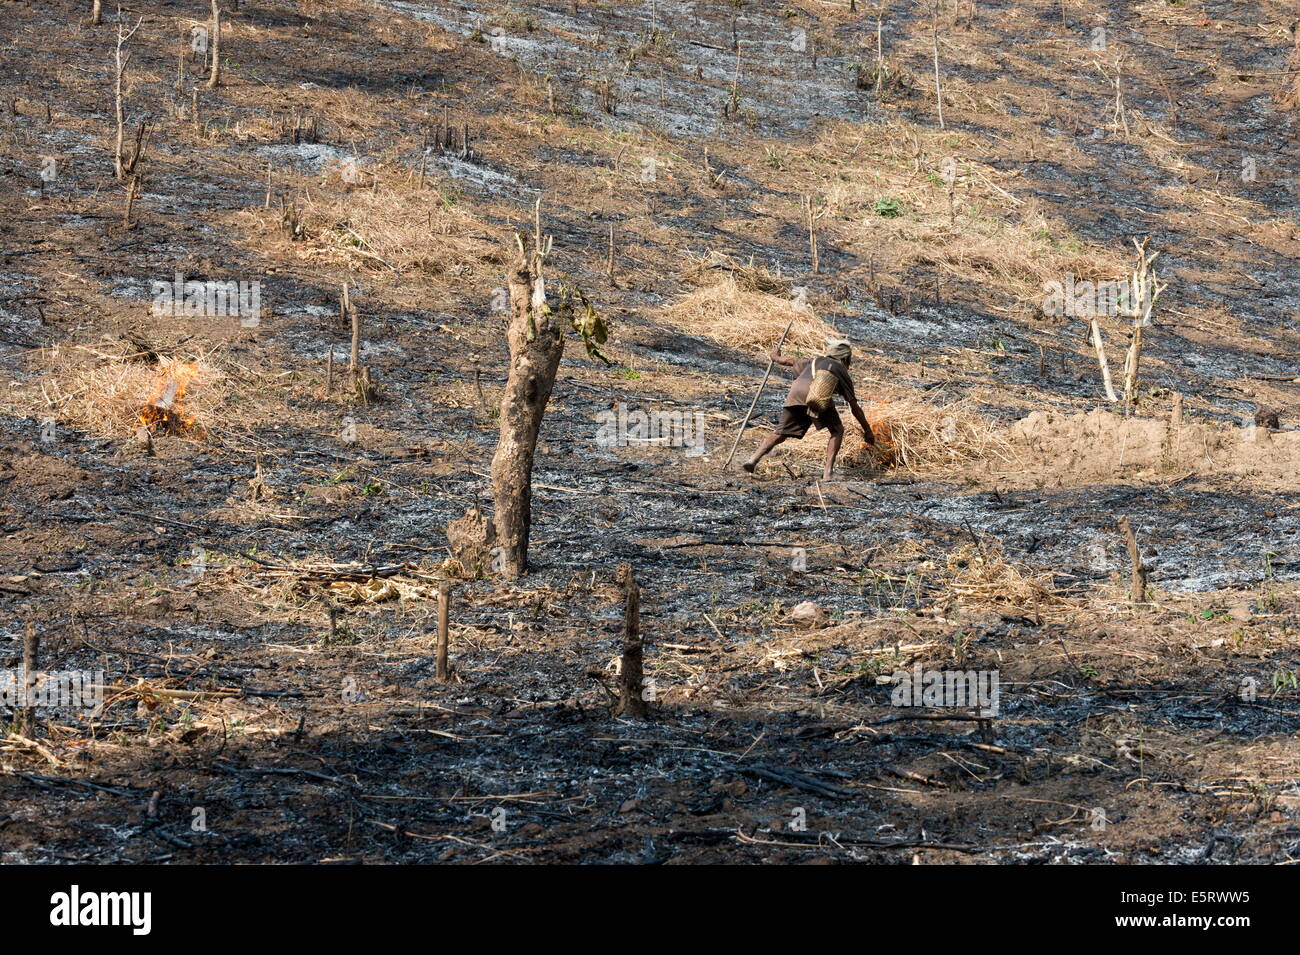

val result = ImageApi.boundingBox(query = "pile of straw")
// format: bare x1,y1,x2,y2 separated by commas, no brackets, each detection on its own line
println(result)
788,392,1016,473
663,275,834,355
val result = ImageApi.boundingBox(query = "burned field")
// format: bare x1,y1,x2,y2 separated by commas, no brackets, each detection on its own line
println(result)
1,0,1299,864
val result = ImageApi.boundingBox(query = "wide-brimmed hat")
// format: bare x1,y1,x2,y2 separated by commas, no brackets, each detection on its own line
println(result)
825,339,852,361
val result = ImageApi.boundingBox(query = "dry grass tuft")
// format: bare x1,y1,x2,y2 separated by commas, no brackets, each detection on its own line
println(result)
682,250,794,295
257,165,506,281
663,275,834,355
942,542,1060,609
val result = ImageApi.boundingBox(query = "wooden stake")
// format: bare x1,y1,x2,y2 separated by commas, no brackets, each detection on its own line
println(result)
346,282,359,372
614,563,647,717
931,1,945,129
436,583,451,681
1090,319,1117,402
22,615,38,735
325,341,333,395
875,14,884,98
416,149,426,190
804,195,819,274
722,315,797,469
1117,516,1146,604
207,1,222,89
729,45,741,116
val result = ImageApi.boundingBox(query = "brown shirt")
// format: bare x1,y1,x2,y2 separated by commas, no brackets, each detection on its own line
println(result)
784,356,856,409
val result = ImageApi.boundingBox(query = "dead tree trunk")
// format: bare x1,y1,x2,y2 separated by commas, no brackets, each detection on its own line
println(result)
614,563,648,718
112,15,143,181
91,1,103,25
1122,323,1143,417
490,212,564,577
1122,237,1167,416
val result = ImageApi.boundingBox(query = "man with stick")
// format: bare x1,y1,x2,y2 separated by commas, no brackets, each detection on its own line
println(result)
742,339,874,481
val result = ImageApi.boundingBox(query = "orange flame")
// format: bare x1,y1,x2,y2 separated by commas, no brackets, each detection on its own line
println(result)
137,362,202,436
864,414,900,468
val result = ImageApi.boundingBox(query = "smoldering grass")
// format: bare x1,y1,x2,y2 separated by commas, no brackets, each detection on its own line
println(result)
6,341,308,443
8,345,226,439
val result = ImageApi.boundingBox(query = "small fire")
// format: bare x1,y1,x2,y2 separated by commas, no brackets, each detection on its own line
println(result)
137,361,202,436
865,413,900,468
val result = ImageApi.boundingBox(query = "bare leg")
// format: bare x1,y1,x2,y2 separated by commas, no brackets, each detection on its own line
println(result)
743,431,785,472
823,428,844,482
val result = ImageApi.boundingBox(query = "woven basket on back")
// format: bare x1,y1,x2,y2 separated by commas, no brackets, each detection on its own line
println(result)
806,358,838,416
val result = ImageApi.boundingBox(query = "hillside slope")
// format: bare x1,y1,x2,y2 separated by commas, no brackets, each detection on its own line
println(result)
1,0,1297,863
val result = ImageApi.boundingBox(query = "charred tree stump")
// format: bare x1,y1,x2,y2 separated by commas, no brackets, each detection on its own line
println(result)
342,282,375,405
614,563,648,718
489,210,564,577
1117,516,1146,604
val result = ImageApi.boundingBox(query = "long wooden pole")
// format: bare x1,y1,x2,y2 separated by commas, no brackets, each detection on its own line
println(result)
722,315,797,470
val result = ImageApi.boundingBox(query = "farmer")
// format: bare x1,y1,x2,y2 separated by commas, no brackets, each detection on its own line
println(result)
742,338,875,481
